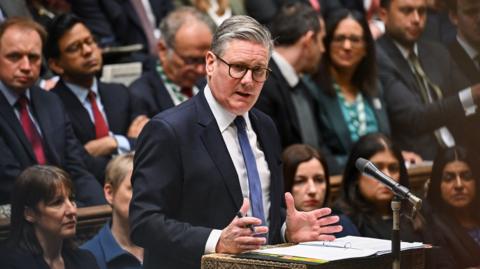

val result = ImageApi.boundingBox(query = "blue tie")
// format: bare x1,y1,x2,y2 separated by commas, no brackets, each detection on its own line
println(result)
234,116,266,225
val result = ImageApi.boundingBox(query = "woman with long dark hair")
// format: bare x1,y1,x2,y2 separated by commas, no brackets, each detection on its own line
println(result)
334,133,421,241
0,166,99,269
424,146,480,268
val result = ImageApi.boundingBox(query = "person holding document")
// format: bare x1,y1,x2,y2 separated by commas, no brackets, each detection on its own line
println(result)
129,15,342,269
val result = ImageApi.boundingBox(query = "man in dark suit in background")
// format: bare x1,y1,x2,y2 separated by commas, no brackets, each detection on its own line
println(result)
376,0,480,159
255,3,340,173
129,15,342,269
0,18,104,206
69,0,174,65
129,7,216,118
46,14,148,183
448,0,480,84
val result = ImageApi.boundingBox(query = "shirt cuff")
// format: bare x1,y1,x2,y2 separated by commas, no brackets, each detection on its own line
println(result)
459,88,477,116
204,229,222,254
113,134,130,154
281,222,287,243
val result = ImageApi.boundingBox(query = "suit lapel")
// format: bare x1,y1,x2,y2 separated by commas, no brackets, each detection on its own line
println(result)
378,36,419,94
323,93,351,153
0,91,36,161
449,40,480,84
196,94,243,209
269,60,301,138
154,72,175,110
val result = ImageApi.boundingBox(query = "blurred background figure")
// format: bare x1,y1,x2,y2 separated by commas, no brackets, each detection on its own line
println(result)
82,153,143,269
282,144,359,237
423,146,480,268
310,9,392,169
129,7,216,118
174,0,246,25
334,133,422,241
0,165,100,269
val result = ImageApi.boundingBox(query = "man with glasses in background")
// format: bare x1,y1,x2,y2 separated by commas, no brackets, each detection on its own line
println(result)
129,7,216,118
129,15,342,269
47,13,147,183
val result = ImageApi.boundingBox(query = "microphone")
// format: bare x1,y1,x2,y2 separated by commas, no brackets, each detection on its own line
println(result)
355,158,422,210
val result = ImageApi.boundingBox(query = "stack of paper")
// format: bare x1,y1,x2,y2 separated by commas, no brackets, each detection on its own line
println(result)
252,236,424,262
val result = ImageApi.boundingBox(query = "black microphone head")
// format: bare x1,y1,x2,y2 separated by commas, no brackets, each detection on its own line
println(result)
355,158,370,172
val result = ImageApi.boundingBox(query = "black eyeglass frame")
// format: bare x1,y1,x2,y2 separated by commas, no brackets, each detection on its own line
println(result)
213,52,271,82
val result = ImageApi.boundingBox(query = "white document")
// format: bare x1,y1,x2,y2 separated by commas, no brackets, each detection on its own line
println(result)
252,236,424,262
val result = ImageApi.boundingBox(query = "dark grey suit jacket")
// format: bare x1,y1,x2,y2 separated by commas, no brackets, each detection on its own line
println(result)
448,39,480,85
129,91,284,269
376,35,472,159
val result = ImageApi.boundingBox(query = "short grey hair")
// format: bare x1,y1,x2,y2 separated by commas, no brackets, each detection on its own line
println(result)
159,7,217,48
210,15,273,59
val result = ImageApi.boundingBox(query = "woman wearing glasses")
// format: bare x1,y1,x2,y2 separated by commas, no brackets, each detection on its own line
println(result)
334,133,422,241
308,9,391,170
0,166,100,269
423,146,480,268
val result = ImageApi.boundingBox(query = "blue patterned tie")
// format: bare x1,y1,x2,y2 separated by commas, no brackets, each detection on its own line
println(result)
234,116,266,226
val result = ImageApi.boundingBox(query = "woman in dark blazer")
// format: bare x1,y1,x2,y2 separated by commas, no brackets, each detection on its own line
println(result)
282,144,359,237
423,146,480,269
0,166,100,269
309,8,390,169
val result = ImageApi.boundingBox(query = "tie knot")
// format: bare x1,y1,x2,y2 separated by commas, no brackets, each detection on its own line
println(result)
17,95,29,108
234,116,246,130
180,87,193,98
87,90,96,100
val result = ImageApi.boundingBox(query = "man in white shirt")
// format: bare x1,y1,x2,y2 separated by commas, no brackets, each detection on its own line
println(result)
129,15,342,269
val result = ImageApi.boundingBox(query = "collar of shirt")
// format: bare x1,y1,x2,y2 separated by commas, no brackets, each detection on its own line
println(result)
203,84,252,133
393,40,418,60
457,34,479,61
98,222,136,264
65,78,99,105
0,80,31,106
272,50,299,88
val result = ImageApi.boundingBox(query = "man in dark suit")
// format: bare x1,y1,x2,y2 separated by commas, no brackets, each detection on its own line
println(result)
69,0,173,61
45,14,148,183
377,0,480,159
0,18,104,206
129,7,215,118
129,15,342,269
448,0,480,84
254,3,340,173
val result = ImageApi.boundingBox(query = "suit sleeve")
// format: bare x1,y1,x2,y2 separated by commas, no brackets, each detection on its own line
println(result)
129,118,212,264
62,112,106,206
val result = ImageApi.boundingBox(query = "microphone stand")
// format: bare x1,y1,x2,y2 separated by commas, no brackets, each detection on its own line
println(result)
391,196,401,269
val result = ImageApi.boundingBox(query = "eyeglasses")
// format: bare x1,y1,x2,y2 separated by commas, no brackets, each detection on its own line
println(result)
64,36,98,54
331,34,364,48
213,53,271,83
442,171,474,182
171,48,206,66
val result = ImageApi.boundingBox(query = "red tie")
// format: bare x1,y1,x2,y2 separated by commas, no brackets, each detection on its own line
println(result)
17,95,47,164
309,0,321,12
181,87,193,98
87,91,109,139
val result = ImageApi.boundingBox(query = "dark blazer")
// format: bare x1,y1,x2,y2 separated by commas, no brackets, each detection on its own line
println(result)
129,91,284,269
129,70,175,118
448,39,480,85
376,35,471,159
52,80,142,182
129,70,207,118
70,0,173,50
255,60,341,173
245,0,342,25
0,86,104,206
0,245,100,269
313,81,390,167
